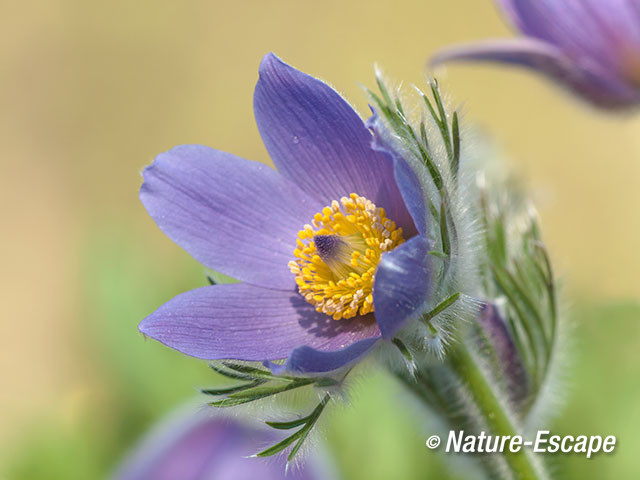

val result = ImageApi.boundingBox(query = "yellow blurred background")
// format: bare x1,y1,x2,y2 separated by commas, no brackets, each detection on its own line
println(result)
1,1,639,478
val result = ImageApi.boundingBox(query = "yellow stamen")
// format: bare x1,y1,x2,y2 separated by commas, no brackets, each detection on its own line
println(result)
289,193,404,320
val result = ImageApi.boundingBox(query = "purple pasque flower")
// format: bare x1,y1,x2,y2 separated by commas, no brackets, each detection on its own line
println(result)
112,406,335,480
431,0,640,109
138,53,432,375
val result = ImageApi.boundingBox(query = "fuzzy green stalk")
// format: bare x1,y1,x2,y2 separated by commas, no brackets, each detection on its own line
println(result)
447,343,546,480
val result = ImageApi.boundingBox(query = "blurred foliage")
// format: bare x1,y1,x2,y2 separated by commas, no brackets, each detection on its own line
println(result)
3,228,639,478
4,229,211,479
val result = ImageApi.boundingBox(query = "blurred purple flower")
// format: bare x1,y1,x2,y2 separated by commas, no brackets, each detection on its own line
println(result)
113,407,335,480
138,53,431,374
431,0,640,109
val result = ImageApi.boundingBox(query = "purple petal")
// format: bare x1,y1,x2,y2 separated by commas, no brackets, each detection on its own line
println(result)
367,108,429,235
266,337,380,375
476,303,528,404
254,53,416,236
139,283,380,364
497,0,640,58
431,38,640,108
373,236,432,339
140,144,324,291
113,407,329,480
495,0,640,101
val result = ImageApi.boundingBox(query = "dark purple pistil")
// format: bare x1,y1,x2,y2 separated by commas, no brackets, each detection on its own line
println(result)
313,234,346,263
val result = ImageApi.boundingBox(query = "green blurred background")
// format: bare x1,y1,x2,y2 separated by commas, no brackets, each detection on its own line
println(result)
1,0,639,478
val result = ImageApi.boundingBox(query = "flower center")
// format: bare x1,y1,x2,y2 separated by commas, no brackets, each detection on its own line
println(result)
288,193,405,320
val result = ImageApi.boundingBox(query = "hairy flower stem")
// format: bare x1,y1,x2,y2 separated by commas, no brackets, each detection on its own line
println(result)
447,343,546,480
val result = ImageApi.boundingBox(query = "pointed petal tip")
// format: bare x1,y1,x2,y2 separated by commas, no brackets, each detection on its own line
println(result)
137,316,152,337
258,52,289,79
258,51,276,70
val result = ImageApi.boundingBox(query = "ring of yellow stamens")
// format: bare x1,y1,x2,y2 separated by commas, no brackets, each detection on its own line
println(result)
288,193,405,320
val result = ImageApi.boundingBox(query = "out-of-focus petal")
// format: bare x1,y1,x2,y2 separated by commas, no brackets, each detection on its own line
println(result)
496,0,593,44
495,1,640,103
496,0,640,60
373,236,432,339
139,283,380,365
112,406,331,480
140,144,323,291
254,53,416,235
431,38,640,108
266,337,380,375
